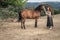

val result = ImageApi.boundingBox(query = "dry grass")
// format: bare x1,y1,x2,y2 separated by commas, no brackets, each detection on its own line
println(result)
0,14,60,40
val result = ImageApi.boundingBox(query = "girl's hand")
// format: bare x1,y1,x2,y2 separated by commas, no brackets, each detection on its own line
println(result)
52,15,54,18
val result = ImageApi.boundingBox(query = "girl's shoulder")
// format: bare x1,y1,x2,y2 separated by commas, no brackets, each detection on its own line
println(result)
47,11,51,13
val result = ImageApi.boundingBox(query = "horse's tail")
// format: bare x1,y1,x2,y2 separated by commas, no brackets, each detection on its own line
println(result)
18,11,22,22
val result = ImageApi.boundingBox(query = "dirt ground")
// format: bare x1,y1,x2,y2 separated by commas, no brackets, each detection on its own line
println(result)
0,14,60,40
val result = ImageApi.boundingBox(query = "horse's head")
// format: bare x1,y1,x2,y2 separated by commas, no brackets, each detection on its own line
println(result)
35,4,54,15
42,4,54,15
34,4,46,12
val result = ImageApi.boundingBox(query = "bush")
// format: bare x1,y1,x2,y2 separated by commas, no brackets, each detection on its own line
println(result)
41,11,46,16
0,8,18,19
54,9,60,14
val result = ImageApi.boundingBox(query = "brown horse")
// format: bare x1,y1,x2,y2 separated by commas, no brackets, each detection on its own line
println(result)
18,5,45,29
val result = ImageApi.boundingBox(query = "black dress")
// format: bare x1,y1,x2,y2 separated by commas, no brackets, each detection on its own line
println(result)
46,11,54,28
47,16,53,28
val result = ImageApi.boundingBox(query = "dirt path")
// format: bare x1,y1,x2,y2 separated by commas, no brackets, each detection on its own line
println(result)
0,14,60,40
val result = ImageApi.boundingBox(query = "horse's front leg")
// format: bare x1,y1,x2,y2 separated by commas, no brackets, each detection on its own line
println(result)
35,19,37,28
21,19,25,29
23,19,25,29
21,19,23,29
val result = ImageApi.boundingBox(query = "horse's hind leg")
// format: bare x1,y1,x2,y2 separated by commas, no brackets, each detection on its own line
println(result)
35,19,37,28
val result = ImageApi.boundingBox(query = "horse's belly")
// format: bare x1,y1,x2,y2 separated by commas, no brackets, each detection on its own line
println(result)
26,16,39,19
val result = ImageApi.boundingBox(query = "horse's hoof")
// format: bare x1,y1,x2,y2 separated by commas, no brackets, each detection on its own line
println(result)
21,27,23,29
35,26,37,28
24,27,26,29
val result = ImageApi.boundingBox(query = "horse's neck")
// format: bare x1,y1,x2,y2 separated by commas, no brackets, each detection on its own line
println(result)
34,9,41,13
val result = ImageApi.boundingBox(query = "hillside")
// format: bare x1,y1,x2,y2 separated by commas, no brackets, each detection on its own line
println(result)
25,2,60,9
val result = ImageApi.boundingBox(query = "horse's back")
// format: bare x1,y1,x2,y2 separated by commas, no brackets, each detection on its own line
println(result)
21,9,33,18
21,9,40,19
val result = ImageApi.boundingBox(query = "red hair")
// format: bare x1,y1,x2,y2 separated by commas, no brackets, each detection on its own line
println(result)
47,7,52,12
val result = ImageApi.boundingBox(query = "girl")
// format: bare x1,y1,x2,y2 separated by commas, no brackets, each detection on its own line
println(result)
46,7,54,29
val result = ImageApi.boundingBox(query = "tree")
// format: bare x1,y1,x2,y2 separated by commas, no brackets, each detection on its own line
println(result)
0,0,28,9
15,0,28,11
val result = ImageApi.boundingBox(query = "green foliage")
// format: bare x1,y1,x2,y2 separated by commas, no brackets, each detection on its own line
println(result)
54,9,60,14
0,0,28,19
0,0,27,9
41,11,46,16
0,8,18,19
0,0,8,7
15,0,28,11
15,0,27,6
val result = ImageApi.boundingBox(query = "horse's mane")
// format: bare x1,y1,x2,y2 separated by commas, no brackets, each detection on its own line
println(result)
34,5,43,11
34,4,47,11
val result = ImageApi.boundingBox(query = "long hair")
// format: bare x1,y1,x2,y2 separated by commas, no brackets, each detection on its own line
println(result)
47,7,54,15
47,7,52,12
